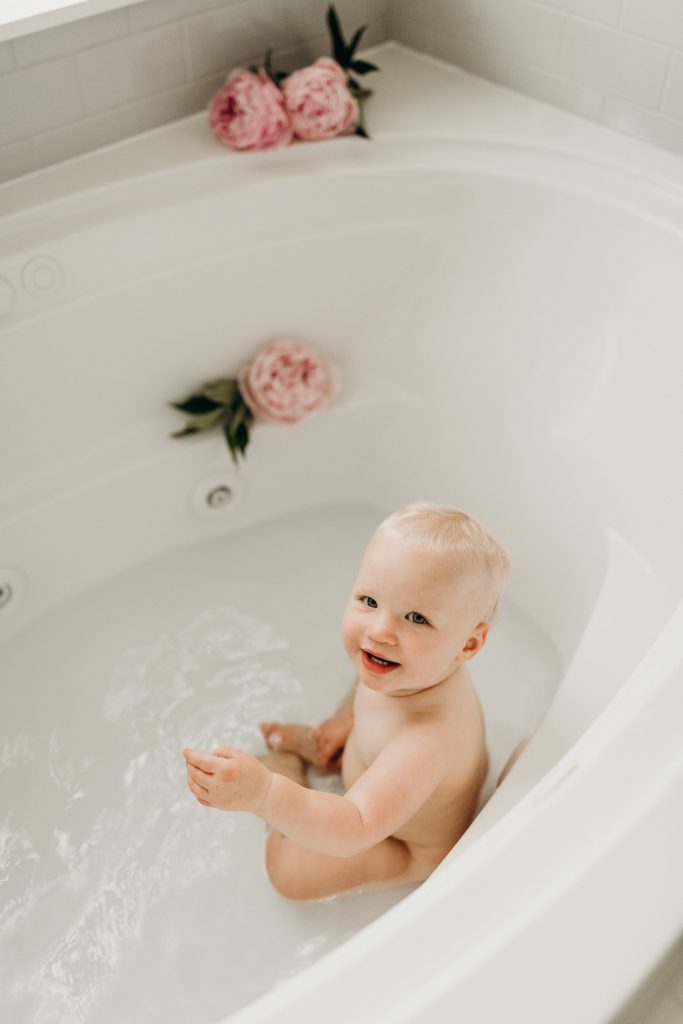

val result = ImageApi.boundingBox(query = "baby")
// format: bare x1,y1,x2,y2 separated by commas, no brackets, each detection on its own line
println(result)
183,502,510,901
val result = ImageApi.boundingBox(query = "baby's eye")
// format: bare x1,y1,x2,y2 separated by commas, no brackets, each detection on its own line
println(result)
360,596,378,608
406,611,429,625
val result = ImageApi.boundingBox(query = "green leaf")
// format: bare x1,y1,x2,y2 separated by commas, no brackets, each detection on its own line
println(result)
178,406,227,434
263,47,282,87
222,417,251,464
202,378,238,405
219,392,254,463
171,394,222,415
349,59,379,74
348,76,373,100
326,4,348,66
353,91,371,139
347,25,367,58
171,377,256,464
222,422,239,464
228,403,247,436
234,420,250,453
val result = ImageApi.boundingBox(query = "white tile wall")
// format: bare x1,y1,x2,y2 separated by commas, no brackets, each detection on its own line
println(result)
1,56,83,142
0,0,682,181
76,23,188,112
390,0,683,157
560,17,669,107
11,9,130,65
0,0,391,181
622,0,683,50
1,0,682,183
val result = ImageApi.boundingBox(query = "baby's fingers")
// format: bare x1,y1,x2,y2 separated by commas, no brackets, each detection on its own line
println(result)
315,732,338,758
211,746,242,760
187,765,210,792
183,748,215,774
315,731,331,752
187,770,210,806
312,725,329,748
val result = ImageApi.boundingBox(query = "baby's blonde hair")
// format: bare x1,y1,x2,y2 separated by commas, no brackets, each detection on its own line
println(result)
377,502,511,624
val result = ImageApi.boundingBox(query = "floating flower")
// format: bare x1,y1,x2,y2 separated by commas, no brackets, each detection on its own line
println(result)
281,58,359,141
208,69,293,152
171,339,336,464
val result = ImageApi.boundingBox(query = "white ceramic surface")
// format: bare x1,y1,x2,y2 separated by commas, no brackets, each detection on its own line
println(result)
1,43,682,1024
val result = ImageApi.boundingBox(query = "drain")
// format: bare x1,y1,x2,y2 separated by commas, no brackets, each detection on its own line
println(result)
0,583,12,608
190,472,244,520
206,485,233,510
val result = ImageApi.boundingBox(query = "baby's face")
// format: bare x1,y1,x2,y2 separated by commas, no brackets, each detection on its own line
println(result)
341,532,486,697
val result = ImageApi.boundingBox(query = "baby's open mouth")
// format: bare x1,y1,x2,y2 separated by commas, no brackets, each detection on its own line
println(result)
362,649,400,674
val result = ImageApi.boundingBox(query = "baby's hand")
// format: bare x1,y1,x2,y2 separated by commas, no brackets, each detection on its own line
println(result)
313,714,352,770
183,747,271,813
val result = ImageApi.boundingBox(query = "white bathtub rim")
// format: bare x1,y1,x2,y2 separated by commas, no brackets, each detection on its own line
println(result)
2,135,683,256
2,41,683,216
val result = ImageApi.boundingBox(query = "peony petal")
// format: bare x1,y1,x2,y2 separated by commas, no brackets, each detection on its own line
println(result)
238,340,335,424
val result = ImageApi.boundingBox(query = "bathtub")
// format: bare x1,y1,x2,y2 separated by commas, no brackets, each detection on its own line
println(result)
1,41,682,1024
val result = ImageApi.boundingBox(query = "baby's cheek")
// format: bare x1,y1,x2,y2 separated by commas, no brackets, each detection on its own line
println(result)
340,628,354,659
340,612,359,657
416,643,450,676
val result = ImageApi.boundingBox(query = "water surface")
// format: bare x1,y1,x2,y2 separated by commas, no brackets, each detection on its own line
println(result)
0,502,560,1023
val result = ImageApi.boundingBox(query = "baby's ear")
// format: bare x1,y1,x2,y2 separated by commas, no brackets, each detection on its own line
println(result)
459,622,490,661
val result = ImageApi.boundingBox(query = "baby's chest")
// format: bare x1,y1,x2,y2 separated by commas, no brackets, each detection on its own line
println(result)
349,706,405,767
341,720,391,790
340,704,399,789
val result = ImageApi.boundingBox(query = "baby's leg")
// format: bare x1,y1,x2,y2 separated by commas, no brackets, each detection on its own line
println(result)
260,722,326,768
265,830,419,902
261,751,432,900
261,682,356,774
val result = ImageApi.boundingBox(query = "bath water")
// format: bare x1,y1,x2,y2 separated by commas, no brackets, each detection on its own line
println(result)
0,502,560,1023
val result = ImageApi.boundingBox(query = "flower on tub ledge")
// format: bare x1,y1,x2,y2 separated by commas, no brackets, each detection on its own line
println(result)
170,339,336,464
207,5,379,152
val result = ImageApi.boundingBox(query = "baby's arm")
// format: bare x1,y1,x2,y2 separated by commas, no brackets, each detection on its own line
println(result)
313,679,357,768
333,679,357,719
184,723,448,858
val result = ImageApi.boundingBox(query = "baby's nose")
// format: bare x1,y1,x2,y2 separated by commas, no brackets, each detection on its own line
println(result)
368,614,398,645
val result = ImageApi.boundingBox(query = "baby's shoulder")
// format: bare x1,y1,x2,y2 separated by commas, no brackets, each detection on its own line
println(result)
422,668,481,715
419,672,485,745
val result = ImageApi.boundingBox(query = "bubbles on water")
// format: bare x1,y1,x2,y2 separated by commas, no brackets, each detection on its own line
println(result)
0,734,35,774
1,605,303,1024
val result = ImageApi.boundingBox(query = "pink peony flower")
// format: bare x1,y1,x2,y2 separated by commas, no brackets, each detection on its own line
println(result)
238,339,335,424
208,69,293,151
281,57,359,142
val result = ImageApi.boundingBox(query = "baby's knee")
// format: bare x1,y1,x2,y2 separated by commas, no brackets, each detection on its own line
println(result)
265,832,311,901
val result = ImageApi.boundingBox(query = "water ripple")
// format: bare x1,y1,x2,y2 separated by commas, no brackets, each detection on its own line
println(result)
1,605,302,1023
